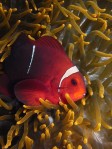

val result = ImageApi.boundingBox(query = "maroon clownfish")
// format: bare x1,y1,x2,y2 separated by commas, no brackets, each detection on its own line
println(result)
0,34,86,106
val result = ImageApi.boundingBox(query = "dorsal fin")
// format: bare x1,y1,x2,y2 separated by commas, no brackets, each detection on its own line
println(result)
36,36,65,52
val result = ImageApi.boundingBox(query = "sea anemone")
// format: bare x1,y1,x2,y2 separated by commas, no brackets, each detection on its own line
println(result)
0,0,112,149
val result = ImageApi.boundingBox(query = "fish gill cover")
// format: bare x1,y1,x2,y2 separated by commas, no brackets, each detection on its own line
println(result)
0,0,112,149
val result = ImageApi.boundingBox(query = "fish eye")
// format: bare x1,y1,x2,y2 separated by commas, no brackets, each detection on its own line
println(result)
71,79,77,86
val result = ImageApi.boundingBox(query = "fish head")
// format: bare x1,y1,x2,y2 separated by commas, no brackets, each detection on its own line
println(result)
58,66,86,103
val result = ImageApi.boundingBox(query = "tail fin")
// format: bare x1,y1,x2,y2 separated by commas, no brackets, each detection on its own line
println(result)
0,74,12,97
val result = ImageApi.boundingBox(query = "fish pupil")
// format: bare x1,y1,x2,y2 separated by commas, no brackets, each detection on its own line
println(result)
71,79,77,86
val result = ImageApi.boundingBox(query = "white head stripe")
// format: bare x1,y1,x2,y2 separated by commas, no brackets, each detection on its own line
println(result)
58,66,79,92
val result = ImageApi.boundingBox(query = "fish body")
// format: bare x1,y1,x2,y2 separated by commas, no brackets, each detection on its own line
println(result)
0,34,86,106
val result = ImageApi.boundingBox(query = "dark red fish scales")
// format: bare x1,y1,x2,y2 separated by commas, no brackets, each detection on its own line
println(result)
0,34,86,106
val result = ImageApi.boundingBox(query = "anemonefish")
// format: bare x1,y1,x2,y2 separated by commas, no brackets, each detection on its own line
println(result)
0,34,86,106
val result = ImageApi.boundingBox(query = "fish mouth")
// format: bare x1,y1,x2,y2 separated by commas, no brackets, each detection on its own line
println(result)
74,90,86,100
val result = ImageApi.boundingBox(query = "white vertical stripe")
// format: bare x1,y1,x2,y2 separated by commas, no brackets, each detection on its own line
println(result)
27,45,35,74
58,66,79,92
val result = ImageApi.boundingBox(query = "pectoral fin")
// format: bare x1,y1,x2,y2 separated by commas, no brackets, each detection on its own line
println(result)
14,79,50,106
